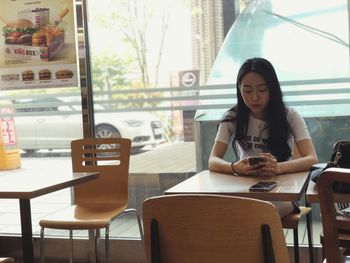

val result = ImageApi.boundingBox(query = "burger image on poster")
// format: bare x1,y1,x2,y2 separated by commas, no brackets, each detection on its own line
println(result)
55,69,73,79
22,70,35,81
38,69,51,80
2,19,37,45
2,7,69,62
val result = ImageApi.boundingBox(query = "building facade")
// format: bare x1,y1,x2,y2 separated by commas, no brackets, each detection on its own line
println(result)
190,0,240,84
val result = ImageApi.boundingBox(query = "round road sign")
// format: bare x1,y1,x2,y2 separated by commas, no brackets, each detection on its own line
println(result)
181,72,197,87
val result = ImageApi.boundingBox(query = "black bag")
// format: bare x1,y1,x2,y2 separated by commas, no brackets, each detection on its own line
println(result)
311,141,350,193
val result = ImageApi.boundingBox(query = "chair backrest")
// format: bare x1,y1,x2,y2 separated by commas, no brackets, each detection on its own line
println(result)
318,167,350,263
143,194,290,263
71,137,131,206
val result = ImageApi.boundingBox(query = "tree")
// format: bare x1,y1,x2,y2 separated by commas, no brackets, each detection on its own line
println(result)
90,54,147,109
91,54,131,92
90,0,173,90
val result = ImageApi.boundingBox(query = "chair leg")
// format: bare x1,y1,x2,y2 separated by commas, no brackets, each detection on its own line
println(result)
95,229,100,263
135,210,144,241
293,228,299,263
124,208,144,240
40,227,45,263
105,226,110,263
131,208,145,258
69,230,73,263
88,229,99,263
119,208,145,259
306,208,314,263
321,241,325,260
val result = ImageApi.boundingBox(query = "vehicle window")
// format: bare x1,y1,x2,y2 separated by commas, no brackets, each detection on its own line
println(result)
13,99,59,113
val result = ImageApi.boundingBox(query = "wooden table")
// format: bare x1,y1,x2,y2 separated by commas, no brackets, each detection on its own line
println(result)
165,170,313,262
307,181,350,203
0,168,99,263
165,170,309,202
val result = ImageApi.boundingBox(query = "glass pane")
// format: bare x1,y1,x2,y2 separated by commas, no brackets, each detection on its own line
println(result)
197,0,350,164
87,0,195,239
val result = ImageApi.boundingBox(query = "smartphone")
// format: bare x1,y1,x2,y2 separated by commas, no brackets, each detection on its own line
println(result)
249,181,278,192
248,156,265,166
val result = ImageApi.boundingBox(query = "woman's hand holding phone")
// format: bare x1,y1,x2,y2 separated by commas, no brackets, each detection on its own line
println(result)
233,154,279,177
232,156,266,176
248,156,266,166
245,154,280,181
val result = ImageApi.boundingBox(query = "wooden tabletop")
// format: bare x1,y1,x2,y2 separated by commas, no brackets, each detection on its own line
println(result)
306,181,350,203
0,165,99,263
165,170,309,202
0,168,99,199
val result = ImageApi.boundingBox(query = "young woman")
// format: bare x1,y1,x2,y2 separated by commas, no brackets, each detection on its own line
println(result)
208,57,318,217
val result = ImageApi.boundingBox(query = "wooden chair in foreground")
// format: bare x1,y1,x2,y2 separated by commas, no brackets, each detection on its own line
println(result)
143,194,290,263
39,138,144,263
0,258,14,263
318,167,350,263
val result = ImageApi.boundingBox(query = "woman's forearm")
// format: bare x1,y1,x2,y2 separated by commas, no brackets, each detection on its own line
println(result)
209,156,233,174
278,155,318,174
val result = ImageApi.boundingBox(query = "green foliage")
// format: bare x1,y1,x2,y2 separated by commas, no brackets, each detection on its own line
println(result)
88,0,173,89
91,53,132,92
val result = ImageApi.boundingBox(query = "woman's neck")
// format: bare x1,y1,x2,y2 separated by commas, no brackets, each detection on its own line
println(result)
251,112,265,120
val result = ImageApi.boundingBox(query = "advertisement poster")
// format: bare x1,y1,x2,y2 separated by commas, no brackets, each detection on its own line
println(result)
0,0,78,90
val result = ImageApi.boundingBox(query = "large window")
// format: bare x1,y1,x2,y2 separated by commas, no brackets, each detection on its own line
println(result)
196,0,350,166
194,1,350,254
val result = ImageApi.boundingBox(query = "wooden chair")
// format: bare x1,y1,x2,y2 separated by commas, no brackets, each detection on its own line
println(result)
143,194,290,263
319,199,350,260
318,167,350,263
39,138,144,263
312,161,350,260
0,258,14,263
281,206,313,263
281,144,314,263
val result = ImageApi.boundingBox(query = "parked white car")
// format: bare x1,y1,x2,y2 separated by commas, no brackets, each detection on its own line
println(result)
12,98,166,153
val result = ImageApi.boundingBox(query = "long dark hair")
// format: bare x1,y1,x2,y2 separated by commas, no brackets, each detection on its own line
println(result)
221,57,291,161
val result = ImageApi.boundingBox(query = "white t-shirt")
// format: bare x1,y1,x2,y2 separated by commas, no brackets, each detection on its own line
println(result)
215,107,310,159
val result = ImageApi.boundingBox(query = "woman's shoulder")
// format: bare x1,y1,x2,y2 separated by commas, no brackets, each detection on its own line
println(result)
221,107,237,121
286,107,305,123
286,106,302,117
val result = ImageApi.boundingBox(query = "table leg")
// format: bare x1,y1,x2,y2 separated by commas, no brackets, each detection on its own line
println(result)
306,201,314,263
19,199,34,263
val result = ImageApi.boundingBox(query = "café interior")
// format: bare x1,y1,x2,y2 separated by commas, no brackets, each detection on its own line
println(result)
0,0,350,262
